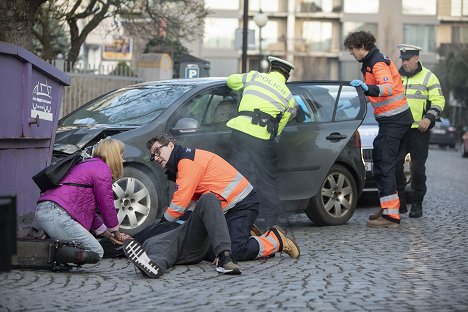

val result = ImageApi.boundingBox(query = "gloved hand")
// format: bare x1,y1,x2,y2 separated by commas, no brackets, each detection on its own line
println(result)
350,80,368,92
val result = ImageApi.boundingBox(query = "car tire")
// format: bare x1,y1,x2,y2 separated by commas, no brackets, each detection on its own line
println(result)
112,166,161,236
306,164,357,226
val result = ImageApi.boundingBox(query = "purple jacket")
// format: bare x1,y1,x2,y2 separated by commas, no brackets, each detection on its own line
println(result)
38,158,119,234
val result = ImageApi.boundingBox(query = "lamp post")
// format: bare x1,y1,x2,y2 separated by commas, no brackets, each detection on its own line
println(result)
254,10,268,71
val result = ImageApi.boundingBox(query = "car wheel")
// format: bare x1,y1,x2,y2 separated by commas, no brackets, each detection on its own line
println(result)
306,164,357,226
112,166,161,236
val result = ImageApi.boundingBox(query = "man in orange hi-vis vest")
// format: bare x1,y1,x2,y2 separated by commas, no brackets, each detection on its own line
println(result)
344,31,414,229
122,133,299,279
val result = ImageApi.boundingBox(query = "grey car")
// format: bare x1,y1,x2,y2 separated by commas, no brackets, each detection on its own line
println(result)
53,78,367,234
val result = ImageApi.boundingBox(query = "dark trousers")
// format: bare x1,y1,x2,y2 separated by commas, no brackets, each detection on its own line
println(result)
396,128,430,204
225,191,260,261
373,122,410,199
229,129,280,227
142,193,231,275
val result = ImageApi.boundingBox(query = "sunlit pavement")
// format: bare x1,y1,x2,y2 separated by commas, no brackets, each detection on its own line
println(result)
1,148,467,311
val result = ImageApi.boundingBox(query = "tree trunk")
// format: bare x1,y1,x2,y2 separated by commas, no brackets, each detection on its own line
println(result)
0,0,46,50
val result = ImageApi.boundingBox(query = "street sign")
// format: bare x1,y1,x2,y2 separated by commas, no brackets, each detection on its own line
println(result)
185,64,199,78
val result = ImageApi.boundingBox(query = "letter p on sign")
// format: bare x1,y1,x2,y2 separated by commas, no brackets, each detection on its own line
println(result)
185,64,200,78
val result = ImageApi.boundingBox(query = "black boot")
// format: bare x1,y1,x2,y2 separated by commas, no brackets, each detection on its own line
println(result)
409,203,423,218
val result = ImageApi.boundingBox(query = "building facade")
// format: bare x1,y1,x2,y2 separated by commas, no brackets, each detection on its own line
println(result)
185,0,468,80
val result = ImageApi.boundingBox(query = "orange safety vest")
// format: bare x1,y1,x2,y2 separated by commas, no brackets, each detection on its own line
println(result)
164,147,253,222
361,47,409,119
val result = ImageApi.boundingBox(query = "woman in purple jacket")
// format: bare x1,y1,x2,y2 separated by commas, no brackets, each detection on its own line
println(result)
35,138,130,258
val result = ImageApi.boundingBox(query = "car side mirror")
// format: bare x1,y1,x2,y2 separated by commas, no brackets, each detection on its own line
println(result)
171,117,200,134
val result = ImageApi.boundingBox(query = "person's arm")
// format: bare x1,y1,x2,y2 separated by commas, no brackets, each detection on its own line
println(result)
365,62,395,97
163,159,204,222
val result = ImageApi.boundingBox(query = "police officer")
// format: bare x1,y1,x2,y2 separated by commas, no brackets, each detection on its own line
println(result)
226,56,300,229
396,44,445,218
344,31,414,228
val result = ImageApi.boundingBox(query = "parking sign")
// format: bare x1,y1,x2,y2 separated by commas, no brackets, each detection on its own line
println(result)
185,64,199,78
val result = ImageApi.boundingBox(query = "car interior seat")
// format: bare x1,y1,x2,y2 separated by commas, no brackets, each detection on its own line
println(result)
212,97,237,126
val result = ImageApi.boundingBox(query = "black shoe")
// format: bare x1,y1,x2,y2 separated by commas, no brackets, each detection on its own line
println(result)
215,251,241,275
123,240,163,278
409,203,423,218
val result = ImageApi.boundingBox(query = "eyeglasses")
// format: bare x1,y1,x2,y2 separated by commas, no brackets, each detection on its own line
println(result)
150,143,169,162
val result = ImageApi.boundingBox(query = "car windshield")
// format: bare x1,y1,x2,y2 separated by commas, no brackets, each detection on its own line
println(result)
362,102,378,125
59,84,195,126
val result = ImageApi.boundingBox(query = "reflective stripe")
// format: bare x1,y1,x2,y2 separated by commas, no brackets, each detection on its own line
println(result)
422,71,432,86
248,81,291,109
406,93,428,100
253,236,265,257
225,183,254,210
379,193,399,204
242,73,248,85
427,84,441,90
431,104,443,112
253,234,279,258
378,83,393,96
427,109,439,117
375,102,409,117
406,84,426,91
169,202,186,213
373,93,406,107
221,172,243,198
383,208,400,215
243,89,287,112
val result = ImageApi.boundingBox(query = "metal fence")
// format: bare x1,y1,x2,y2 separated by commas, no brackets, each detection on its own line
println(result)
52,60,144,117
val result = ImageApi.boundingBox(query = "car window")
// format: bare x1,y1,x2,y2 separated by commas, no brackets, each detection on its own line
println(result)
60,85,195,126
334,86,361,121
170,86,238,131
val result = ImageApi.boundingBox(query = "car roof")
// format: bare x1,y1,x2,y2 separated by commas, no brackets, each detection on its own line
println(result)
133,77,227,87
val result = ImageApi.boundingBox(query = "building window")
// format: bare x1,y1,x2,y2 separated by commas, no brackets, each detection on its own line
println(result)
303,21,332,51
299,0,334,13
204,1,239,10
204,18,238,49
340,61,363,81
248,20,279,51
250,0,279,12
403,24,436,53
452,25,468,43
342,22,377,39
343,0,379,14
402,0,436,15
451,0,468,16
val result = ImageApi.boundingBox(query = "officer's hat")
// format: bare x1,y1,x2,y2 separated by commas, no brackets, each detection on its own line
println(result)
398,44,422,59
267,56,295,72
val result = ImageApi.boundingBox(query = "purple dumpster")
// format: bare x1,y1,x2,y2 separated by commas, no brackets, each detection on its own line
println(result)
0,42,70,230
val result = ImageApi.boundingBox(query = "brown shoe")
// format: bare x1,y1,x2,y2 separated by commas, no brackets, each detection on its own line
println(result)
269,225,300,259
367,216,400,229
368,209,382,220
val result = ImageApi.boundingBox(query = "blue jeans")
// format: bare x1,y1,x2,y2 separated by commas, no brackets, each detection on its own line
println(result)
35,201,104,257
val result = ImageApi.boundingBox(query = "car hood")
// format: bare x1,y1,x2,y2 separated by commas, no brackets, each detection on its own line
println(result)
358,124,378,148
53,125,136,154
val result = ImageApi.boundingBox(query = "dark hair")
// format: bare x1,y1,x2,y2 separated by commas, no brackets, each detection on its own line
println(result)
344,31,376,51
146,133,177,150
269,64,290,80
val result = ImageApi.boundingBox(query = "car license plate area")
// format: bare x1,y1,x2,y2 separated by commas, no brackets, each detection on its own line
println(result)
432,129,446,134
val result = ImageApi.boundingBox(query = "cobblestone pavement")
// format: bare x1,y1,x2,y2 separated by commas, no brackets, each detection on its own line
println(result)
1,148,467,312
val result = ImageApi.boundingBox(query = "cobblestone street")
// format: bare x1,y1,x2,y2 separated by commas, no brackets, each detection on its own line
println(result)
1,148,467,311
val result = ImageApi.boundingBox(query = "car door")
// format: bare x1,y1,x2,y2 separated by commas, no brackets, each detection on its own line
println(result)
277,82,365,200
166,85,238,159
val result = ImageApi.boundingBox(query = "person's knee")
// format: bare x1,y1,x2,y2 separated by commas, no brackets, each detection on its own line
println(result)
198,193,220,206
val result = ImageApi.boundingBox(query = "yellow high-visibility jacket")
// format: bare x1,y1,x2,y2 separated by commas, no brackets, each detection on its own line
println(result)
399,63,445,128
226,71,296,140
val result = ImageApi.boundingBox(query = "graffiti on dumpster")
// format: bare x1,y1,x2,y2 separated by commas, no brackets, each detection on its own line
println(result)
31,79,53,121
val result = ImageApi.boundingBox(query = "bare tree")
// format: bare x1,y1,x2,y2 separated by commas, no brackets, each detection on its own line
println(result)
0,0,47,49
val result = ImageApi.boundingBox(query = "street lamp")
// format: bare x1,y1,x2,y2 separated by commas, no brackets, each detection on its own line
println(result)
254,10,268,71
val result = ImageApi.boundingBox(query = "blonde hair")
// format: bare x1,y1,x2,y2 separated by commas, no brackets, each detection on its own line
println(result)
92,138,124,179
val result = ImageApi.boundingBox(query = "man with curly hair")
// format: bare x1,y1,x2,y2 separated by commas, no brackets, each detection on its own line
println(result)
344,31,414,228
